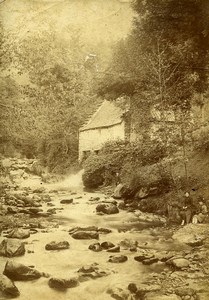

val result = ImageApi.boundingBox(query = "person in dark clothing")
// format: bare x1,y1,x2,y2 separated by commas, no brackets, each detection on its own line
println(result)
180,192,196,225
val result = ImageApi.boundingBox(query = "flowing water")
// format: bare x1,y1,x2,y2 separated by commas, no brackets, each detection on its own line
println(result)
0,172,190,300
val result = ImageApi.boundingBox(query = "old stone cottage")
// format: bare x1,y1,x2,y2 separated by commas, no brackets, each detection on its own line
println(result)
79,100,130,161
79,94,209,161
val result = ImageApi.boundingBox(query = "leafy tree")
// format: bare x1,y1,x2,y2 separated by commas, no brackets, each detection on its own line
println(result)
99,0,209,101
96,0,209,187
0,26,100,170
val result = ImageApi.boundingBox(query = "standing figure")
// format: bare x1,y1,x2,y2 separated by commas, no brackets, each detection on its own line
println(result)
180,192,195,225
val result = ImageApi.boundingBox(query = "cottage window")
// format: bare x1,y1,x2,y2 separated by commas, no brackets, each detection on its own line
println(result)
83,150,91,160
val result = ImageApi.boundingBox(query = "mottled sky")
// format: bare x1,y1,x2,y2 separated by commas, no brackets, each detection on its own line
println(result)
0,0,134,45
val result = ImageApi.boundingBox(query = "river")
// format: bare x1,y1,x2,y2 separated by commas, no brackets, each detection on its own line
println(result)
0,171,204,300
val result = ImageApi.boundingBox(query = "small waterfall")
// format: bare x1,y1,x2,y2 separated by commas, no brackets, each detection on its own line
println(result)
50,169,84,191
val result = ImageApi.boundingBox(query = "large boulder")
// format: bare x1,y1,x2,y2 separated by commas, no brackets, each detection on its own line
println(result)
60,199,73,204
108,255,128,263
166,257,190,269
88,241,119,252
45,241,70,251
96,203,119,215
134,253,154,262
88,242,103,252
69,226,98,235
78,263,110,282
0,274,20,298
69,226,111,235
71,231,99,240
47,208,56,214
134,250,159,265
48,277,79,290
6,229,30,239
28,208,43,214
142,257,159,265
82,161,104,189
98,227,112,234
3,261,42,281
0,239,25,257
101,241,115,250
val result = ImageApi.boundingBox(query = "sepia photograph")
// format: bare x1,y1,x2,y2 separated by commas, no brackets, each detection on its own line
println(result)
0,0,209,299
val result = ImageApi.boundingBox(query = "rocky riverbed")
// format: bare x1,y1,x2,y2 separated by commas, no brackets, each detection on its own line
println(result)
0,158,209,300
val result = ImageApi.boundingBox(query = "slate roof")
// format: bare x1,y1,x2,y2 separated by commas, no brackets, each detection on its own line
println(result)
80,100,124,132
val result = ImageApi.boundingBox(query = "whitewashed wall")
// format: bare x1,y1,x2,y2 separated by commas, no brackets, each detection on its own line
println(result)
79,122,125,160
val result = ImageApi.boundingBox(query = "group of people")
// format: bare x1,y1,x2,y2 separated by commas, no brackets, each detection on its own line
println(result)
180,192,208,225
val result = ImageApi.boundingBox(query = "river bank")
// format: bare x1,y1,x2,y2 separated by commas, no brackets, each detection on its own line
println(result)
0,158,209,300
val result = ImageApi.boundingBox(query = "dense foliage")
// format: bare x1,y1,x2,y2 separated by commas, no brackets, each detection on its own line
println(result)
82,140,168,189
98,0,209,104
0,24,101,172
1,1,209,180
95,0,209,189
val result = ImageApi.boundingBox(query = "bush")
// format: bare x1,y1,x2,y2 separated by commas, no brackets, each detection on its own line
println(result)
82,154,105,188
37,133,79,174
82,140,129,189
82,140,168,190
